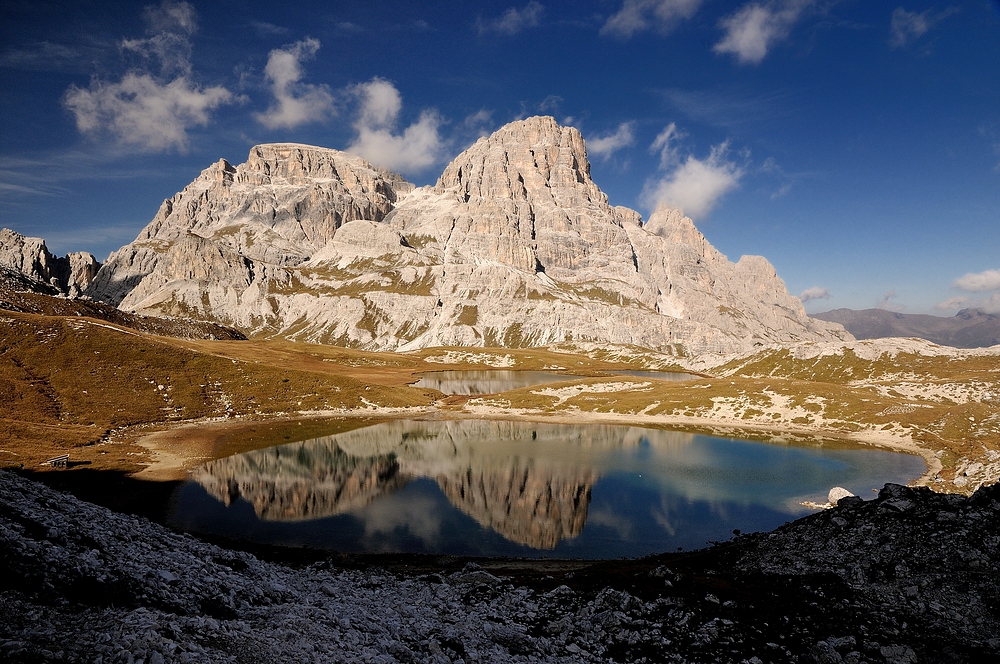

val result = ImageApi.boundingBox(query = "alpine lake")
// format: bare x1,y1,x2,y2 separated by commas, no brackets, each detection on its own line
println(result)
169,371,926,559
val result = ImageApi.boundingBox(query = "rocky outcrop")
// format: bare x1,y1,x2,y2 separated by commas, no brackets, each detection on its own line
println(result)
84,118,850,355
0,228,100,296
0,287,247,341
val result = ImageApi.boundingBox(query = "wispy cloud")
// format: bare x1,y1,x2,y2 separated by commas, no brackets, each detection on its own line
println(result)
954,268,1000,293
714,0,814,65
935,293,1000,314
641,127,744,219
934,296,969,311
587,122,636,160
0,41,91,74
889,7,956,49
600,0,704,38
660,86,797,130
143,0,197,34
334,22,366,36
255,38,335,129
876,288,903,311
461,109,494,139
798,286,830,303
250,21,290,37
477,2,544,35
345,78,447,174
650,122,683,168
61,1,233,152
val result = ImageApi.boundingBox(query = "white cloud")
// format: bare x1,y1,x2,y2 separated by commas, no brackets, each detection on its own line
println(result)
64,74,232,152
255,38,335,129
587,122,635,160
954,268,1000,293
601,0,704,38
478,2,544,35
61,1,232,152
798,286,830,303
346,78,447,174
353,77,401,129
714,0,813,65
641,140,743,219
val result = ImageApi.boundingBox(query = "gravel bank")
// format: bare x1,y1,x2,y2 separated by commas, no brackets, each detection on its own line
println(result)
1,470,998,663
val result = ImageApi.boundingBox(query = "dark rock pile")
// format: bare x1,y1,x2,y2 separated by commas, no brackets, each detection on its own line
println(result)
1,470,997,663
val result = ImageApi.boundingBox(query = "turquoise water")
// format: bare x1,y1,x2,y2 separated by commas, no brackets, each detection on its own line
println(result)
170,419,926,559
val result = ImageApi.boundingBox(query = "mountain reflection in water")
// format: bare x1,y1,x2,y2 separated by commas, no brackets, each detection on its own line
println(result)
179,420,926,557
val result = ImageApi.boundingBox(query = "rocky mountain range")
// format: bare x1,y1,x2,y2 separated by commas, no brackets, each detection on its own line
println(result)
2,117,850,355
813,307,1000,349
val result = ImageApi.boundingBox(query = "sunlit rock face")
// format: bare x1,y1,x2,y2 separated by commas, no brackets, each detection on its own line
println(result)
85,118,850,355
0,228,100,296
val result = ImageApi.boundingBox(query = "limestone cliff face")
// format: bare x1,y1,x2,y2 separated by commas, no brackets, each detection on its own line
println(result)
85,118,850,355
0,228,100,296
87,144,413,307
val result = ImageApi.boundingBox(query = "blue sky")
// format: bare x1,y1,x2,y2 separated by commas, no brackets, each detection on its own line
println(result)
1,0,998,314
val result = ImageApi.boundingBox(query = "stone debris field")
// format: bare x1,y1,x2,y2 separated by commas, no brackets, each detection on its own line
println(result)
1,470,998,663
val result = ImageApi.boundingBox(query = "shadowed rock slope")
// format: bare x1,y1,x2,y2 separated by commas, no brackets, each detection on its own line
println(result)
84,117,849,356
2,469,998,662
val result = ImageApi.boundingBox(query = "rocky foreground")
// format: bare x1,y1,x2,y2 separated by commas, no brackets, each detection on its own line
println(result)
1,471,998,663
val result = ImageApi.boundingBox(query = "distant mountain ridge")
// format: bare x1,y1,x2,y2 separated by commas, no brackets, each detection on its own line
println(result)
812,308,1000,349
3,117,851,356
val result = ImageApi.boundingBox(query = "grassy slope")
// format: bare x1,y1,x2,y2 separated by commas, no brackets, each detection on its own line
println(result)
3,304,997,493
489,346,1000,492
0,310,435,471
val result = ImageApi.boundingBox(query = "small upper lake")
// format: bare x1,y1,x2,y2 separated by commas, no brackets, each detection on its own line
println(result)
411,369,693,395
170,420,926,559
604,370,691,381
411,370,573,395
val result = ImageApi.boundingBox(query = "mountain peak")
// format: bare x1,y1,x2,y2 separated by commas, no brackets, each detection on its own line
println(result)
437,116,602,209
74,118,850,354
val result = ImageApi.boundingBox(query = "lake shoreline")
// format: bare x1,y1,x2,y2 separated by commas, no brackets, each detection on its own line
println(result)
132,405,941,487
